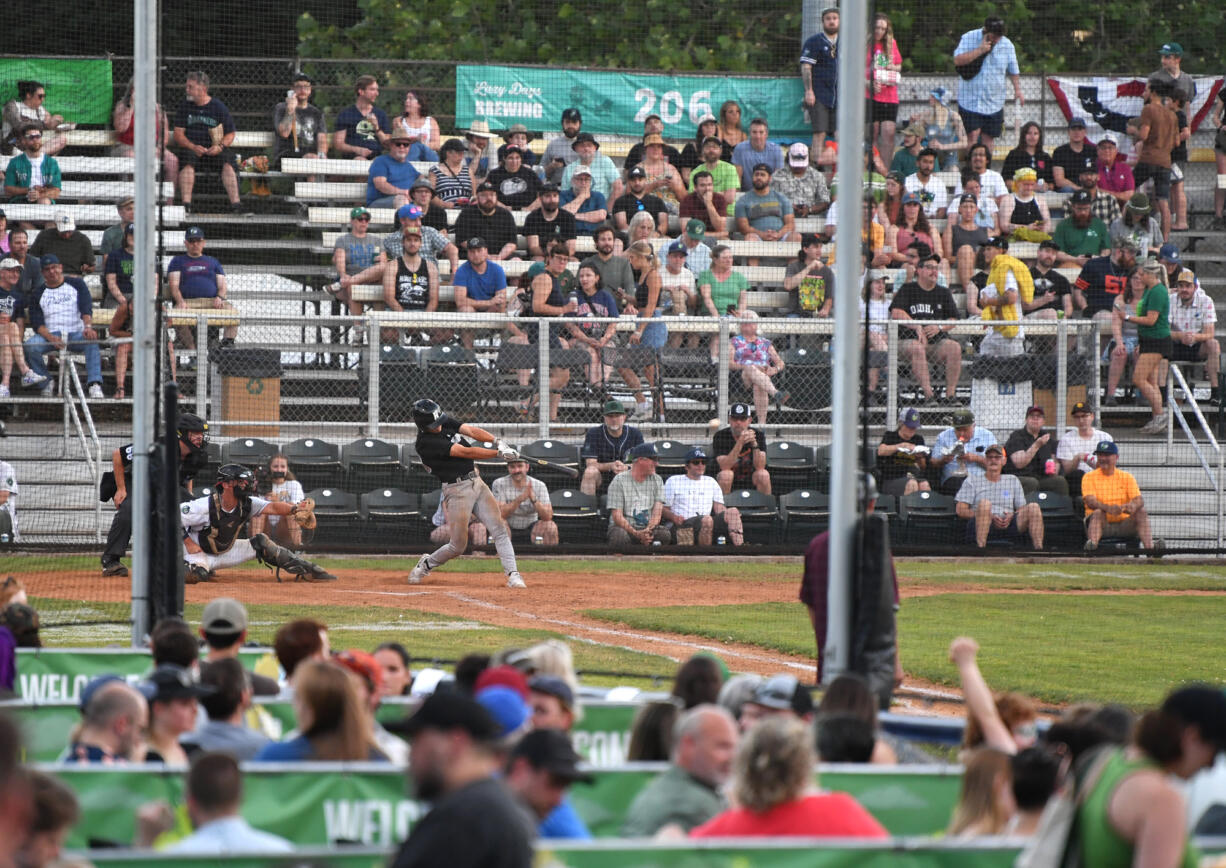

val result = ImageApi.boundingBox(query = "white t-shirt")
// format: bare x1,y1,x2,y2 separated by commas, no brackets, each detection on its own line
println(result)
0,460,18,541
1055,427,1112,474
954,169,1008,202
262,479,304,528
904,173,950,218
663,473,725,521
38,282,83,335
28,153,46,189
659,266,697,311
491,475,551,530
860,297,891,335
181,495,271,545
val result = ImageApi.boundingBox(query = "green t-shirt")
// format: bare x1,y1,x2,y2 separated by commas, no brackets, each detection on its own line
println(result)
1053,216,1110,258
687,160,740,195
1136,282,1170,339
621,766,725,836
697,269,749,316
606,471,664,529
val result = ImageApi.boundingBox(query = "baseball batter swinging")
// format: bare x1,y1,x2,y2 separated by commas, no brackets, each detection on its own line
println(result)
180,464,336,584
408,398,525,588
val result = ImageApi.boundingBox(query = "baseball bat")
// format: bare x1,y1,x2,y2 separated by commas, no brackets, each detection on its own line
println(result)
517,453,580,478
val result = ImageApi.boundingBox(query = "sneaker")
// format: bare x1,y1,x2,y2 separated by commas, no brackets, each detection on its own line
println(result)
1104,395,1118,407
407,554,432,584
39,382,54,397
87,384,103,399
101,559,128,577
1139,413,1167,434
324,281,343,296
506,571,527,589
773,390,790,411
1083,539,1098,552
20,370,48,387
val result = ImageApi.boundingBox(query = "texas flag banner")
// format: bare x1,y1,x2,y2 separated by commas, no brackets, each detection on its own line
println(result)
1046,75,1224,141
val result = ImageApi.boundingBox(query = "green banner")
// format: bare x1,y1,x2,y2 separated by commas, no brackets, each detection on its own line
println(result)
84,849,387,868
0,59,113,125
456,64,809,138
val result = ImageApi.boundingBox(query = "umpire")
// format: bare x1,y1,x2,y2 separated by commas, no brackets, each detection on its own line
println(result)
407,398,526,589
100,413,209,577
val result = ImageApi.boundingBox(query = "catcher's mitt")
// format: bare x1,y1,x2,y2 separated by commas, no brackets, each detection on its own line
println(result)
291,498,317,530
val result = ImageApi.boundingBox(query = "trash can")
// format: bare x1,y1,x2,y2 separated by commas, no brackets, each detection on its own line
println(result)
218,348,282,437
970,355,1033,432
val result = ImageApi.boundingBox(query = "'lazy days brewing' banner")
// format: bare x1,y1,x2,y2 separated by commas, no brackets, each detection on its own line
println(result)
456,64,810,138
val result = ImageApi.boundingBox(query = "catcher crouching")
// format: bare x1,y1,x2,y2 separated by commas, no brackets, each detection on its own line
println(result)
181,464,335,583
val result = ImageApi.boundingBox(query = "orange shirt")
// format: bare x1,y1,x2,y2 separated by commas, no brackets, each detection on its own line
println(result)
1081,468,1140,522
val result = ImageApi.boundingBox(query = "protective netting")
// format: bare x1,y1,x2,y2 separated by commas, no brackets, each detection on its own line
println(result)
2,4,1225,635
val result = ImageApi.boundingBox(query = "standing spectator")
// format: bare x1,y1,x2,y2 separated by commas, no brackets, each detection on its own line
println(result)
904,149,949,220
1213,85,1226,228
1130,84,1179,242
889,253,962,405
783,233,834,317
1168,268,1220,405
104,223,139,396
1148,42,1196,103
1168,93,1191,232
800,7,840,161
1097,135,1136,207
662,447,743,546
613,166,668,236
622,240,667,418
4,124,60,205
524,183,576,260
679,170,730,239
111,79,178,190
31,213,93,276
0,258,47,398
164,753,292,854
492,456,559,546
391,89,441,156
272,73,327,172
3,80,69,155
730,120,784,192
366,131,421,208
541,107,583,185
166,226,237,352
932,409,999,498
1051,118,1096,192
1127,259,1172,434
622,705,739,836
431,138,475,206
559,166,609,237
772,143,831,223
561,132,621,202
65,680,148,763
606,442,671,547
389,692,532,868
333,74,390,160
867,13,903,166
954,443,1044,549
1081,441,1158,551
455,182,519,260
1053,189,1110,268
1001,122,1053,190
912,87,968,169
698,245,748,319
101,197,136,256
712,402,770,496
23,255,103,398
726,310,787,425
181,659,270,760
579,399,643,496
172,72,243,215
953,16,1022,150
326,206,384,315
487,146,541,210
1055,402,1113,496
876,407,931,496
1005,406,1069,496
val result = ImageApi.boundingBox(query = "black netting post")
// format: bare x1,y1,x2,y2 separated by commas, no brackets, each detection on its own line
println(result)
152,383,184,623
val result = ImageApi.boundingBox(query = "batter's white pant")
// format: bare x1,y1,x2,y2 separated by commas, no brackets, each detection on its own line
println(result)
184,539,256,571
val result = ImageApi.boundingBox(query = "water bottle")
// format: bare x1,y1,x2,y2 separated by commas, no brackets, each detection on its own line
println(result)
717,536,726,546
0,532,8,544
1044,459,1057,476
534,535,543,546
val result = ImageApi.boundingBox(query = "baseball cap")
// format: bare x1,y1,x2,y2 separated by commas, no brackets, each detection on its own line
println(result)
787,142,809,166
0,258,20,270
1068,117,1088,129
1039,239,1061,251
476,685,530,738
1160,42,1183,56
55,213,75,232
1094,440,1118,455
627,166,647,179
473,664,529,698
477,180,497,192
696,113,717,126
395,204,424,222
751,674,813,716
571,164,592,178
729,402,751,419
866,268,887,281
1071,401,1092,415
685,446,709,462
201,597,248,633
751,162,772,175
666,240,686,257
465,235,486,248
685,219,706,240
561,107,582,122
602,399,626,415
984,443,1005,457
410,178,434,192
539,182,559,193
951,408,975,427
39,254,61,267
887,170,906,184
528,675,575,710
985,235,1010,250
141,664,216,703
1097,133,1118,147
184,226,205,241
1158,243,1181,263
1026,405,1045,417
901,191,921,205
1176,268,1196,285
900,407,921,429
388,690,501,740
509,728,593,783
1070,189,1092,206
349,206,370,219
958,193,977,205
628,442,659,461
701,135,722,148
78,674,125,713
929,86,950,106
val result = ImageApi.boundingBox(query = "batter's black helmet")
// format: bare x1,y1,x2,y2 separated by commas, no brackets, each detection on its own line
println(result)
216,464,255,492
412,398,443,430
178,413,209,446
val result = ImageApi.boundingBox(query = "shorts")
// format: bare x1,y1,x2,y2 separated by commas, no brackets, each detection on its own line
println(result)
964,513,1024,543
1170,162,1184,183
1132,163,1171,200
509,526,543,546
1086,513,1138,538
673,512,730,542
959,107,1004,139
640,310,668,349
881,474,919,497
870,101,899,124
808,102,837,135
1169,341,1205,364
178,147,238,172
1138,336,1172,358
1102,335,1140,363
368,195,401,208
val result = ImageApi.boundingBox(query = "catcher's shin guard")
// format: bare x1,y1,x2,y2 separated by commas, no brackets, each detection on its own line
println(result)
250,532,338,583
184,563,212,585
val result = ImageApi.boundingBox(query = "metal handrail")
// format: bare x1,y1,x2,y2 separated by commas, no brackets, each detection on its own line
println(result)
1165,363,1223,548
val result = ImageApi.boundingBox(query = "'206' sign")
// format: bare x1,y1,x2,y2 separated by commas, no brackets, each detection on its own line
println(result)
634,87,713,125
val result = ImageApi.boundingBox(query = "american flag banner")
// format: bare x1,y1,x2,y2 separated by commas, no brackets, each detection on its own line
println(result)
1046,76,1224,144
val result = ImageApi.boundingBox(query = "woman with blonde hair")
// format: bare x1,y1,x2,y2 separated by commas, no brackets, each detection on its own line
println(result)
254,660,386,761
518,639,583,722
1129,259,1172,434
717,100,746,149
621,240,667,419
948,748,1016,836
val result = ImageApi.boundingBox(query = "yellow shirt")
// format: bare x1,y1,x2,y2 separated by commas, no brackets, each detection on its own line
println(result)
1081,468,1140,522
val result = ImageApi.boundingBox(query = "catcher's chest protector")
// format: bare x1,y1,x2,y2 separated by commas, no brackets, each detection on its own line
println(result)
199,493,252,555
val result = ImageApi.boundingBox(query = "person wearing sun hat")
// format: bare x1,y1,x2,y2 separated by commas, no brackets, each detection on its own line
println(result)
562,131,621,201
998,166,1052,239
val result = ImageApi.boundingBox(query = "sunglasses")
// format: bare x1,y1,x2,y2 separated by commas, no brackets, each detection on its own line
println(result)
353,215,371,222
25,133,42,140
686,459,706,465
390,141,411,147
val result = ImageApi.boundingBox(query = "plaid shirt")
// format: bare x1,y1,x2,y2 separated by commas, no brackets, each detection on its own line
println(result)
1168,289,1215,337
770,166,830,209
1090,189,1121,225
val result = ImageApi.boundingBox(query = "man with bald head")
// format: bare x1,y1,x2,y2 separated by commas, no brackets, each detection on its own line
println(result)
65,680,148,763
621,704,739,836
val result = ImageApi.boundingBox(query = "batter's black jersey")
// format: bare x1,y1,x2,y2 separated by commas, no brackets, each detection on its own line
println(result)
415,415,474,483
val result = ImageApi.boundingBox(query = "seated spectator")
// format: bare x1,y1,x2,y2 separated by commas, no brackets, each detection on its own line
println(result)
333,648,408,764
889,253,962,405
1050,117,1096,192
782,233,834,318
954,443,1044,549
727,310,787,425
1009,747,1060,836
172,72,243,215
429,494,488,549
198,597,279,696
888,192,945,269
497,123,538,167
326,206,384,315
0,258,48,397
687,135,740,198
624,114,682,171
606,442,671,546
817,673,931,764
659,241,698,345
579,399,643,496
164,753,293,854
391,89,441,156
18,770,80,868
166,226,237,351
272,73,327,170
712,402,770,496
717,674,764,730
1001,121,1053,191
772,143,831,222
860,270,891,389
613,166,668,236
910,86,967,169
662,446,744,546
622,704,739,837
111,81,179,192
65,679,148,763
876,407,931,496
678,115,728,185
950,636,1038,755
101,197,136,256
0,602,39,649
1101,267,1144,406
462,120,497,183
1074,239,1138,327
492,456,559,546
382,226,441,339
627,700,681,761
1005,405,1069,496
182,658,270,760
904,148,949,219
541,107,583,184
730,118,783,191
567,262,620,390
678,170,729,239
273,617,329,692
953,142,1008,206
815,714,876,763
332,74,390,160
142,663,214,765
932,409,998,498
454,236,508,344
150,617,200,670
455,182,519,260
671,654,726,710
1169,267,1220,405
487,146,540,210
367,131,421,208
374,642,413,697
431,138,475,206
690,716,887,838
734,164,798,244
1027,239,1074,323
562,132,622,202
30,213,93,276
23,255,103,398
524,182,577,260
503,729,593,837
381,202,459,275
529,676,577,731
636,134,687,215
247,453,305,548
255,659,386,761
697,244,747,319
1096,134,1135,207
947,748,1016,836
889,123,925,178
944,193,991,294
559,166,608,237
3,81,70,155
1082,440,1158,551
1055,402,1112,496
718,99,747,151
1079,163,1121,226
998,167,1051,238
0,576,25,610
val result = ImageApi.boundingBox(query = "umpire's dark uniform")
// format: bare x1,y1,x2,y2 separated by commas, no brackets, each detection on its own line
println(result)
101,443,204,572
